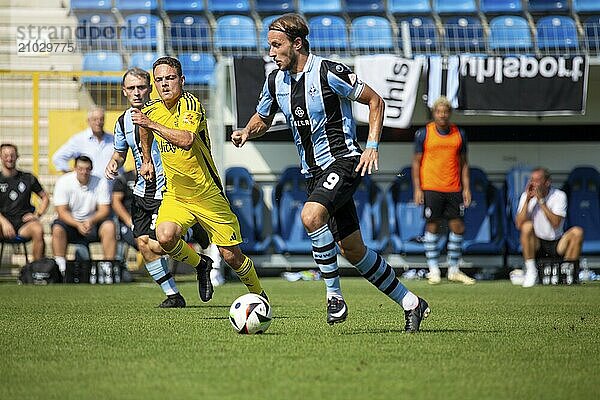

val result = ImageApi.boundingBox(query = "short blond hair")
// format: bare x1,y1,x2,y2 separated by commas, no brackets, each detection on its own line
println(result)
431,96,452,113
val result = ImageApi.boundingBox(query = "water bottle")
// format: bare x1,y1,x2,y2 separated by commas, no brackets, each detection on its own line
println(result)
580,258,590,282
90,263,97,284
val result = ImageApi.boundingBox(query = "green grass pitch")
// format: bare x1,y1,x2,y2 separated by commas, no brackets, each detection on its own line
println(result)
1,278,598,399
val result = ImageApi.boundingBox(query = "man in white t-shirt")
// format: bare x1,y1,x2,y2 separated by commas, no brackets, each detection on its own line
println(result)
516,167,584,287
51,155,116,275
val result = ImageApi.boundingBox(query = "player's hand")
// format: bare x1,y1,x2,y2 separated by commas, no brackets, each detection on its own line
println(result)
140,161,155,182
76,221,90,236
526,181,535,200
413,188,424,205
0,218,16,239
463,188,472,208
131,108,152,128
105,159,119,180
355,148,379,176
231,129,249,148
21,212,38,223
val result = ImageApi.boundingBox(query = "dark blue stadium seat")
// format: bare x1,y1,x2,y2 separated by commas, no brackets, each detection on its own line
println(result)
433,0,477,14
298,0,342,14
398,16,438,54
354,175,388,253
386,167,446,254
480,0,522,14
207,0,250,13
308,15,348,53
129,52,156,70
255,0,296,14
350,16,394,53
443,16,485,52
536,16,578,51
504,165,532,254
225,167,271,254
0,236,30,265
115,0,158,13
162,0,204,12
488,15,532,52
563,167,600,254
583,16,600,55
345,0,385,14
121,14,161,50
272,166,311,254
76,13,118,51
82,51,123,84
179,53,215,85
214,15,257,51
462,168,505,254
169,14,211,51
70,0,111,12
574,0,600,13
388,0,431,14
261,15,282,48
527,0,569,13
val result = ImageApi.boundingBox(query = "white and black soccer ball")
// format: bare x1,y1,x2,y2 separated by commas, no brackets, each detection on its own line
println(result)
229,293,272,334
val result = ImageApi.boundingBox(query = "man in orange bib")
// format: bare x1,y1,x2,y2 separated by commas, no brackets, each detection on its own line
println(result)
412,96,475,285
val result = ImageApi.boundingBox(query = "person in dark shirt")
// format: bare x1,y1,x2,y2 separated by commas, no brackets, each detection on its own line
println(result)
0,143,49,260
112,168,137,250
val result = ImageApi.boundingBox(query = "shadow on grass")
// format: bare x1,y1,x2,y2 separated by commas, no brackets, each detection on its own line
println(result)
343,328,502,335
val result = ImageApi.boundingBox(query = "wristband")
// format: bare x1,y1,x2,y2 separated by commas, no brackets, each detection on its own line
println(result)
366,141,379,150
538,198,546,205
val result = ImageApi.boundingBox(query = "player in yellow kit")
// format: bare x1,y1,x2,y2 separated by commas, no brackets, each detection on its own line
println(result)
131,56,266,302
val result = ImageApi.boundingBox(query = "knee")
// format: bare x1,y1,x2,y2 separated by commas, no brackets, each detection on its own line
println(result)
31,222,44,239
99,220,116,238
570,226,584,242
301,207,326,232
156,224,177,248
219,246,242,268
51,223,64,237
520,221,534,237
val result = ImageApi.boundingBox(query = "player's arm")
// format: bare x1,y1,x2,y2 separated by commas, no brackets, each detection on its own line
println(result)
111,191,132,228
354,84,385,176
231,112,275,148
460,152,471,207
105,151,127,180
137,125,155,181
412,129,425,204
52,137,78,173
131,108,195,150
515,191,532,230
33,190,49,218
55,204,82,229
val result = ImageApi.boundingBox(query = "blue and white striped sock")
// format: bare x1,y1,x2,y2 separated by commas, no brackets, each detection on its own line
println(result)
308,225,342,298
145,257,178,296
447,231,463,275
355,248,418,311
424,231,440,273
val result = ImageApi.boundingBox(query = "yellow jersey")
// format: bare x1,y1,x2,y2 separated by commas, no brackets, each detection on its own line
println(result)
142,91,222,199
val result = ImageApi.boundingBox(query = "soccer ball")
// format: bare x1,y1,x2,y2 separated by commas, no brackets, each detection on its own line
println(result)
229,293,272,334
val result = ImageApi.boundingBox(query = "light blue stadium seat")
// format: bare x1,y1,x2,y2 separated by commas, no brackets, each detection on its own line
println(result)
479,0,522,14
170,14,211,51
298,0,342,14
255,0,296,14
443,16,485,52
386,167,446,254
214,15,257,51
388,0,431,15
527,0,569,13
207,0,250,13
354,175,388,253
179,53,215,85
121,14,161,50
433,0,477,14
272,166,311,254
70,0,111,12
563,167,600,254
261,15,282,48
225,167,271,254
162,0,204,12
504,165,532,254
345,0,385,14
75,13,117,51
462,167,505,254
488,15,532,52
350,16,394,52
583,15,600,55
82,51,123,84
574,0,600,13
115,0,158,13
398,16,438,54
129,52,156,70
536,16,578,50
308,15,348,53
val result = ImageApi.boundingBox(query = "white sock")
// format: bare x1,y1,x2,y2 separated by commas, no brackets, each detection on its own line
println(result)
55,256,66,274
429,266,441,275
402,291,419,311
448,265,459,275
525,259,537,274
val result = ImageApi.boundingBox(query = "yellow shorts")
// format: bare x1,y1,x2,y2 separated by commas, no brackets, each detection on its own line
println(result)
156,192,242,247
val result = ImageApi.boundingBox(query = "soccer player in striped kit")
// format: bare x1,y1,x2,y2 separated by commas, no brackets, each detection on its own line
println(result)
233,13,430,332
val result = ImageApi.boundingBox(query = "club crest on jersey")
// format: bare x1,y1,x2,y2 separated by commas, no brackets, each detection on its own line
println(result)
182,111,197,126
18,182,26,193
0,183,7,192
308,84,318,98
294,107,305,118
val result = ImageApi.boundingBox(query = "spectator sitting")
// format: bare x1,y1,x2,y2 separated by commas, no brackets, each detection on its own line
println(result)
0,143,49,261
51,155,116,275
515,167,584,288
52,107,118,179
112,168,138,252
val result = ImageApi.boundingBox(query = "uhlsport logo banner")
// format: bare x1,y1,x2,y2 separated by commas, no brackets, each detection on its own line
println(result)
457,55,588,116
353,55,422,128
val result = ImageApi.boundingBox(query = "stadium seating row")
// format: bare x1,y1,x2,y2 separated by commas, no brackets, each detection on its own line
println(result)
225,165,600,257
70,0,600,15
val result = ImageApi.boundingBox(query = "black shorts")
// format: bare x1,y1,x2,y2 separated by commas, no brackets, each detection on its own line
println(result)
307,157,361,241
52,219,105,244
131,195,161,240
423,190,464,222
6,215,26,233
536,239,560,259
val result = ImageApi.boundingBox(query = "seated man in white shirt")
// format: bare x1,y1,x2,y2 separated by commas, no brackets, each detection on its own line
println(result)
52,107,117,179
515,167,584,287
51,155,116,275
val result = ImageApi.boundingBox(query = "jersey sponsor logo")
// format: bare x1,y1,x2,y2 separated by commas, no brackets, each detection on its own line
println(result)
158,140,178,154
294,107,305,118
